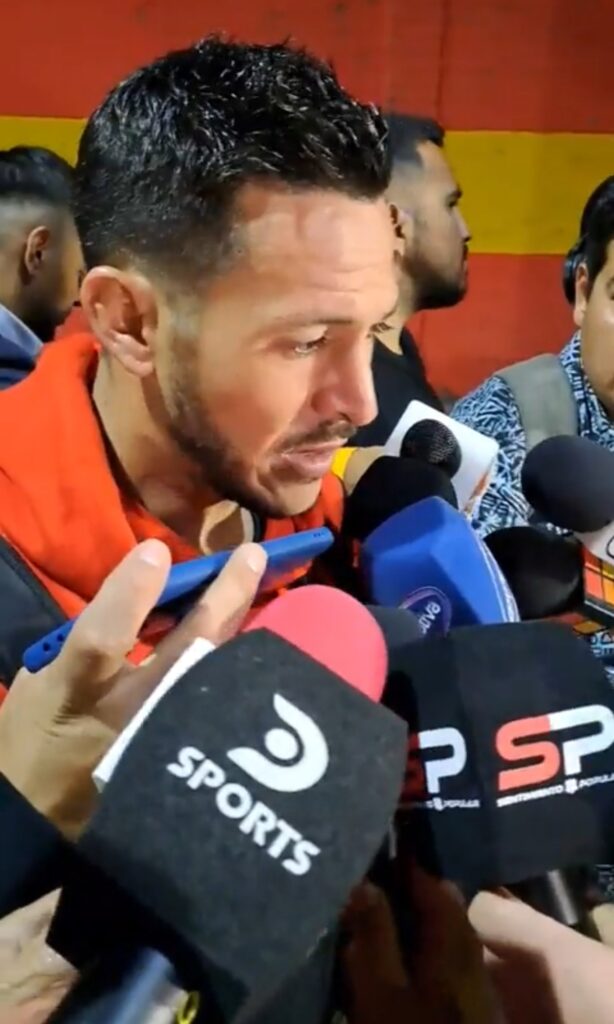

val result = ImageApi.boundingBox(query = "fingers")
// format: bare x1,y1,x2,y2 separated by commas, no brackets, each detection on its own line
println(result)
110,543,268,726
0,891,60,952
186,542,268,644
55,541,171,709
144,543,267,675
343,882,408,986
469,891,570,960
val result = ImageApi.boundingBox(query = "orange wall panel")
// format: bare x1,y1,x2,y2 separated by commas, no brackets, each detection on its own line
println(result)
415,254,572,396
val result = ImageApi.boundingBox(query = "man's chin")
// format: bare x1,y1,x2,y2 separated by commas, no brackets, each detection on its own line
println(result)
259,478,323,519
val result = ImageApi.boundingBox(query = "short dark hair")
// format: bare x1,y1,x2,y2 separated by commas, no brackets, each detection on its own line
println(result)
0,146,73,207
579,177,614,286
74,36,390,281
383,112,445,169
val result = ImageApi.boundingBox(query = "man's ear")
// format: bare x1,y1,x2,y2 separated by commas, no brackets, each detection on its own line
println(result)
389,203,412,259
573,262,590,329
23,225,50,278
80,267,159,378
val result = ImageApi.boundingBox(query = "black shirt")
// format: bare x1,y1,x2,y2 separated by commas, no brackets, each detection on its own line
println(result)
352,328,442,446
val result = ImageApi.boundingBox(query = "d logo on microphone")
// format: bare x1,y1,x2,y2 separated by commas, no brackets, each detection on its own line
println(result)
166,695,327,875
227,695,329,793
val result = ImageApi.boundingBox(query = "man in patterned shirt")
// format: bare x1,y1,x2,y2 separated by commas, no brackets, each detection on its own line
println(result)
453,176,614,665
454,178,614,904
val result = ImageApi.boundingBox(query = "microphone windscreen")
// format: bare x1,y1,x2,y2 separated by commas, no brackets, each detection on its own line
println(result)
343,456,457,542
244,585,387,701
400,419,462,478
364,605,425,648
361,497,519,630
484,527,583,619
384,621,614,892
53,632,406,1019
521,436,614,532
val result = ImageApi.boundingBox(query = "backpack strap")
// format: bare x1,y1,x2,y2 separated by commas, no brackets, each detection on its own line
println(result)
497,353,578,452
0,539,66,686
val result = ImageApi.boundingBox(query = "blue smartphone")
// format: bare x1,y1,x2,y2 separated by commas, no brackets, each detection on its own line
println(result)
22,527,333,673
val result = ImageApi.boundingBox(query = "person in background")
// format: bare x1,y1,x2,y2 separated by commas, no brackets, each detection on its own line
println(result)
0,147,83,388
352,114,471,444
452,177,614,661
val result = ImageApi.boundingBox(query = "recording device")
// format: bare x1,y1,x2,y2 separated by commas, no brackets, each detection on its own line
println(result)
484,527,583,620
23,527,333,673
342,455,457,542
521,436,614,628
360,497,519,634
521,435,614,536
385,400,499,511
383,620,614,936
400,419,462,478
49,593,406,1023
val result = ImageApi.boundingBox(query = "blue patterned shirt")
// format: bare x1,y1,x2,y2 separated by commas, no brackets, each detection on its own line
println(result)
454,336,614,899
453,334,614,666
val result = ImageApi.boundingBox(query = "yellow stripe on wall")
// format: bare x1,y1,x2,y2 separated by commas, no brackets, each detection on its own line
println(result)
1,117,614,255
446,131,614,255
0,116,83,164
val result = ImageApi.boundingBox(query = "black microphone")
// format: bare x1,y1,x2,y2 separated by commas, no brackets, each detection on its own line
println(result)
520,437,614,629
484,527,583,620
382,620,614,937
342,456,457,542
48,628,406,1022
521,435,614,533
400,419,462,479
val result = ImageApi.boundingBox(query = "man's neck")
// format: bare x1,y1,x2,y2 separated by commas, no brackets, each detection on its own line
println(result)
92,359,246,552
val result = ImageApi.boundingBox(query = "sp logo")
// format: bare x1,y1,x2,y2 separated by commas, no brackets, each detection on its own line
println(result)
496,704,614,794
227,694,329,793
404,727,467,798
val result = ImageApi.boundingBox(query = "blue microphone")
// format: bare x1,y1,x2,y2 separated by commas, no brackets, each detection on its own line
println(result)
360,497,519,634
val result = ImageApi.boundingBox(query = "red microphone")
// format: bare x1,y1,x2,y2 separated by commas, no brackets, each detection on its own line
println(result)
243,585,388,701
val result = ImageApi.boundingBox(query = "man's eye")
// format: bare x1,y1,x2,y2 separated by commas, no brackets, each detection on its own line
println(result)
292,337,326,356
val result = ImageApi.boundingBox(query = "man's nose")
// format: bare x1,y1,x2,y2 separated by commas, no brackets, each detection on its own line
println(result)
315,346,378,429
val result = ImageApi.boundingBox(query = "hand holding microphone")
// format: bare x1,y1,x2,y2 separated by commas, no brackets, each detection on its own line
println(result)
46,586,406,1023
0,541,267,837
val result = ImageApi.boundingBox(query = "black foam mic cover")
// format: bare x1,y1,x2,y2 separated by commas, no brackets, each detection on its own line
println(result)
484,527,583,619
342,456,458,542
365,605,424,647
50,631,406,1021
383,621,614,893
521,436,614,532
400,420,462,479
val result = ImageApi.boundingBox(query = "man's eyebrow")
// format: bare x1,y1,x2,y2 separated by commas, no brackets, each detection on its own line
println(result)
270,304,399,329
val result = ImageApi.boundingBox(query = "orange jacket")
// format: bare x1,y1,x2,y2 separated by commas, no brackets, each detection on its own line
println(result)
0,334,345,670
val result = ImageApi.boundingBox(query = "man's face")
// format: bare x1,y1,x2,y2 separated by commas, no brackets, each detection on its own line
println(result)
23,216,84,342
388,141,470,310
153,185,398,517
576,241,614,409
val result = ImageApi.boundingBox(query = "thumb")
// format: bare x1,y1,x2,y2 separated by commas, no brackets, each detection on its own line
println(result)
468,891,570,961
106,542,268,727
53,540,171,709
